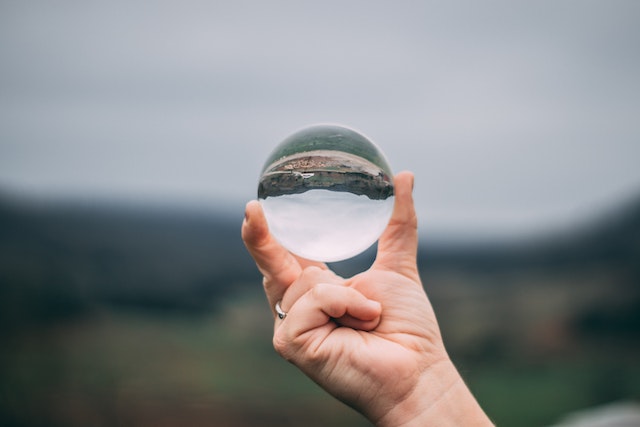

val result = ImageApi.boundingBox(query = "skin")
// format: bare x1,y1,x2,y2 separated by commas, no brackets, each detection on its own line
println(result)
242,171,494,426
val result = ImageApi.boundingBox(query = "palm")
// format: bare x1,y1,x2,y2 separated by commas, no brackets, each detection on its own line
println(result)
294,266,446,412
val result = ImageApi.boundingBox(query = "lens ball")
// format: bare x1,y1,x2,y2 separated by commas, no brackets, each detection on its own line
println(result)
258,124,394,262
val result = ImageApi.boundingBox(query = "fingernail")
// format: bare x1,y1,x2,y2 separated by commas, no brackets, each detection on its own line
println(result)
367,300,382,312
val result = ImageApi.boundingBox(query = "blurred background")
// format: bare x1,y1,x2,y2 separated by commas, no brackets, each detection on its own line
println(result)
1,1,639,426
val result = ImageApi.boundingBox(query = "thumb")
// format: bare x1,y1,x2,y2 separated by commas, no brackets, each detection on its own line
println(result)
373,171,419,278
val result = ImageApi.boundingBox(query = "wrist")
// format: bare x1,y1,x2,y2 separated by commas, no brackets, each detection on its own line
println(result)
373,359,493,427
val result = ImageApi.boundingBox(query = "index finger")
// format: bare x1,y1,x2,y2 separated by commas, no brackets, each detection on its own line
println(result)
242,201,327,305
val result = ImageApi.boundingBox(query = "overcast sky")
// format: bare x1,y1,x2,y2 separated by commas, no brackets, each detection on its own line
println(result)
1,1,639,241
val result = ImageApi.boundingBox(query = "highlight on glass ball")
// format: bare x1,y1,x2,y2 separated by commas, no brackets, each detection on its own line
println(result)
257,124,394,262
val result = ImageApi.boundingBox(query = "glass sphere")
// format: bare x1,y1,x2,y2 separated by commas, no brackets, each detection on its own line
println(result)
258,124,394,262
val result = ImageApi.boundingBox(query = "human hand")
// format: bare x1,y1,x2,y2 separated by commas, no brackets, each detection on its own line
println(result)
242,172,492,426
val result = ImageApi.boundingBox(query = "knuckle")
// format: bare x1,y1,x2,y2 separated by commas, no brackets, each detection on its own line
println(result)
272,330,294,362
301,342,324,365
300,265,322,279
310,282,331,299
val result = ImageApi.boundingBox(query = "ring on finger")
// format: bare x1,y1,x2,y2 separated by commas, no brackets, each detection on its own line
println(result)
275,301,287,320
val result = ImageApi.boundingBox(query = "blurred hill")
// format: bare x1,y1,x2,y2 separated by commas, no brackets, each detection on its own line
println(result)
1,193,638,346
0,198,258,331
421,196,640,364
0,193,639,427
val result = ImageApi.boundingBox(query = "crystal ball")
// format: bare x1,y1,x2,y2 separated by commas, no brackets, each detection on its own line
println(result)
258,124,394,262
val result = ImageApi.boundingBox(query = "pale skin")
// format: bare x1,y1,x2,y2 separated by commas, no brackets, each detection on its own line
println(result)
242,171,494,426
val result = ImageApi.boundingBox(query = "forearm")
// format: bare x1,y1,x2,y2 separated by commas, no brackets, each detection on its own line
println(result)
372,360,494,427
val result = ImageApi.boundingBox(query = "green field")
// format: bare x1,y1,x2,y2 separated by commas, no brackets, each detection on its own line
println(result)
2,290,638,427
1,292,370,427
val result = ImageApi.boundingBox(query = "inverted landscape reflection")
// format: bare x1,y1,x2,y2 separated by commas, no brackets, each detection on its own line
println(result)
258,124,394,262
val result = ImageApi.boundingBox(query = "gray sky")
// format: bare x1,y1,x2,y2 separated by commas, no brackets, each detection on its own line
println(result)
1,1,639,241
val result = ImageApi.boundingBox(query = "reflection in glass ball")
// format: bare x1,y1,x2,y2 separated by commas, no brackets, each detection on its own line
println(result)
258,124,394,262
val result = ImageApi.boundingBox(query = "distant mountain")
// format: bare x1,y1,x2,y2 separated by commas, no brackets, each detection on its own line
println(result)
0,197,259,330
420,195,640,279
1,193,639,340
417,195,640,362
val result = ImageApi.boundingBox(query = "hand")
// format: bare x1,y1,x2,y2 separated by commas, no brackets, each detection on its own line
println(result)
242,172,492,426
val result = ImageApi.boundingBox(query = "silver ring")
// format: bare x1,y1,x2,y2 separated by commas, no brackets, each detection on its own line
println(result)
275,301,287,320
